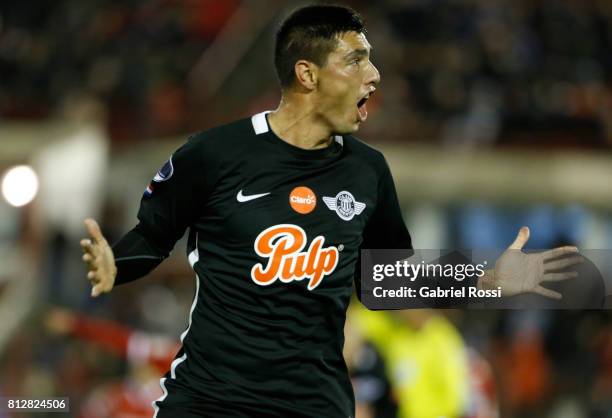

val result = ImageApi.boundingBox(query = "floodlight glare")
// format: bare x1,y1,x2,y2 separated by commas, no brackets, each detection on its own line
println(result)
1,165,39,207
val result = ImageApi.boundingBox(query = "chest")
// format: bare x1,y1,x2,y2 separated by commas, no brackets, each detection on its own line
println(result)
200,154,378,249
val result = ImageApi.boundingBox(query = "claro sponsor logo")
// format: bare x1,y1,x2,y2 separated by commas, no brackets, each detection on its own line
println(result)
289,186,316,214
251,224,339,290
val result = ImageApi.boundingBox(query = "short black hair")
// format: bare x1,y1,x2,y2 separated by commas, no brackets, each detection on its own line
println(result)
274,4,365,88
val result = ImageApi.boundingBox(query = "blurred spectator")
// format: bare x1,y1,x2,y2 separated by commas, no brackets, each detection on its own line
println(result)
45,306,180,418
345,308,398,418
349,306,476,418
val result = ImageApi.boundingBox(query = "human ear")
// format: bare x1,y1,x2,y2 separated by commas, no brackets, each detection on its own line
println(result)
294,60,318,90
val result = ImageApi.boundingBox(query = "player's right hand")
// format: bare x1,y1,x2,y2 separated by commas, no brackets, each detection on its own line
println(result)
81,218,117,297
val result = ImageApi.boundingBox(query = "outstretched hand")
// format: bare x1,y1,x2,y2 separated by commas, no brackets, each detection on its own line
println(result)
80,218,117,297
486,226,583,299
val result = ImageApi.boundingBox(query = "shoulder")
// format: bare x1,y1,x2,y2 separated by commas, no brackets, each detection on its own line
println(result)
342,134,389,173
186,117,256,152
175,117,259,169
163,117,257,188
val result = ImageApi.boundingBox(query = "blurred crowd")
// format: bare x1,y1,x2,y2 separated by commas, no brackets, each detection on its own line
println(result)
0,0,240,140
1,298,610,417
377,0,612,146
1,0,611,145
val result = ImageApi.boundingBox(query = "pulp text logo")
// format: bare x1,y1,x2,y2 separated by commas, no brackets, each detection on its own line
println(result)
289,186,316,214
251,224,339,290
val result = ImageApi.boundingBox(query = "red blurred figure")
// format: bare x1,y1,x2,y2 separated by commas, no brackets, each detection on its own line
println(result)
46,308,180,418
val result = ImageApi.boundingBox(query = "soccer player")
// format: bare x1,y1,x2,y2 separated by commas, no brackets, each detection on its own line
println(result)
80,5,581,417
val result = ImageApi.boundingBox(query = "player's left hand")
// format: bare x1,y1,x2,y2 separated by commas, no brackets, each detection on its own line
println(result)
484,226,583,299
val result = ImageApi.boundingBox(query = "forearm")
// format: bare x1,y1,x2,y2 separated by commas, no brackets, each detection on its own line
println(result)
112,225,168,285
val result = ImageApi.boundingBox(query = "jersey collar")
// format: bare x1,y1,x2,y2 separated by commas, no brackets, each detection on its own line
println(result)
251,111,343,146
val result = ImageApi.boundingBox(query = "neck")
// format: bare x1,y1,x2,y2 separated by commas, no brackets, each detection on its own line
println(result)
267,95,333,150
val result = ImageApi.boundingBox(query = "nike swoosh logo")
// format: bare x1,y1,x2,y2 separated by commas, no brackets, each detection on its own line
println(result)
236,190,270,203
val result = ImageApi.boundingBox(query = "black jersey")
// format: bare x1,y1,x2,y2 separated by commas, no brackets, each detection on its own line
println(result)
115,111,412,417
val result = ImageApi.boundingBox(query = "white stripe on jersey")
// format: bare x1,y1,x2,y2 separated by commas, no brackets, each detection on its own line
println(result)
251,111,272,134
151,377,169,418
251,111,344,146
152,236,201,417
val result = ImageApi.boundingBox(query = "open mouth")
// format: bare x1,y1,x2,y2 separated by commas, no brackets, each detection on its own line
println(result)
357,91,373,122
357,96,368,109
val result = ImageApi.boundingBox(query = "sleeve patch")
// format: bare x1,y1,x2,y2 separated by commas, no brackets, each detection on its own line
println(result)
153,155,174,182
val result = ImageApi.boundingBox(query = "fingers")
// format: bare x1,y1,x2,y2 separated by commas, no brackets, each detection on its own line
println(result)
80,238,93,254
84,218,105,244
82,253,97,271
92,283,102,297
81,238,98,273
542,271,578,282
82,240,101,287
81,219,114,298
544,256,584,272
542,246,579,261
88,270,112,297
533,285,562,300
508,226,530,250
91,282,112,298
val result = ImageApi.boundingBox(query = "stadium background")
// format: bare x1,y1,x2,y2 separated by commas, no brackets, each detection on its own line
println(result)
0,0,611,417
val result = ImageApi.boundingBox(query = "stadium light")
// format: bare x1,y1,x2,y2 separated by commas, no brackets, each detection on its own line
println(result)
1,165,39,207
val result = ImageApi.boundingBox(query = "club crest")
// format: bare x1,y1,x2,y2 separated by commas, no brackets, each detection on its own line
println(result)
322,191,366,221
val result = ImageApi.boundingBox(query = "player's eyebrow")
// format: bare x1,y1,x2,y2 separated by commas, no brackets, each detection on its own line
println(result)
344,48,371,60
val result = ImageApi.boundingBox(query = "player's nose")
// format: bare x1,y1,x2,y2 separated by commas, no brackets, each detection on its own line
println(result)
365,60,381,86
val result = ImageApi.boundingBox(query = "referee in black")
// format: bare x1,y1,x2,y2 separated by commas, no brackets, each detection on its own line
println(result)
81,5,581,417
